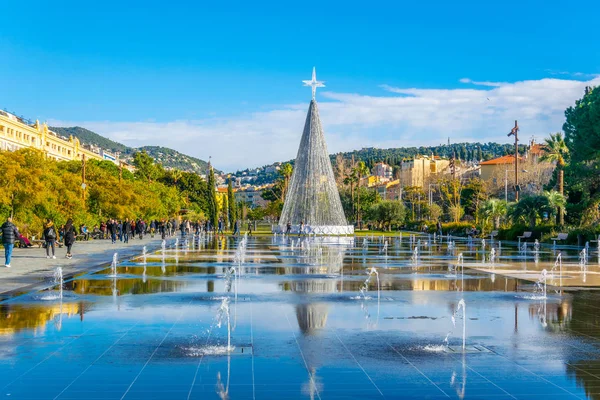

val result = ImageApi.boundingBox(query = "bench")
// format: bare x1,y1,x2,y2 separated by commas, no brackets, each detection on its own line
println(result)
517,231,532,247
551,233,568,248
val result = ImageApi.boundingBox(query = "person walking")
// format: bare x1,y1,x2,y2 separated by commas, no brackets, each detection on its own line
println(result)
286,222,292,235
117,220,123,241
108,219,117,244
436,220,443,237
123,219,131,243
1,217,20,268
233,219,240,236
43,218,57,259
150,220,156,238
247,221,253,236
64,219,76,259
218,218,224,235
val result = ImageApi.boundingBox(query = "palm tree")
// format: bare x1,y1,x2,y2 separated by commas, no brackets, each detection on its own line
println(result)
540,132,569,225
480,199,508,229
509,195,552,228
344,169,358,222
355,161,370,228
543,190,566,221
171,169,183,185
279,163,293,201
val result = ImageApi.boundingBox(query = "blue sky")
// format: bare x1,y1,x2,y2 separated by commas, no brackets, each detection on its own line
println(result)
1,0,599,171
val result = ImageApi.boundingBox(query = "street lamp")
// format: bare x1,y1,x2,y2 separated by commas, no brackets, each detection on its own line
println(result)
505,168,508,202
507,120,520,201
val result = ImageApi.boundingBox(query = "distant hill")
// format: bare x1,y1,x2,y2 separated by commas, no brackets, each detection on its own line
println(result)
138,146,211,173
232,142,525,185
51,126,131,155
50,126,213,174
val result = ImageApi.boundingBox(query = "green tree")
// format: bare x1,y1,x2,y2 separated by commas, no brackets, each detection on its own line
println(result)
133,150,162,182
509,195,552,227
279,163,293,201
227,179,237,229
343,168,358,222
206,167,218,228
403,186,425,221
479,199,508,230
438,177,464,223
563,86,600,225
355,161,370,227
540,132,569,225
424,203,443,222
461,178,488,223
543,190,566,223
367,200,406,230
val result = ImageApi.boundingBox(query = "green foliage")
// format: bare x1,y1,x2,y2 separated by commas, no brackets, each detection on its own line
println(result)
424,203,443,221
138,146,213,174
479,199,509,231
279,163,293,201
50,126,130,154
227,179,237,229
49,127,214,175
563,86,600,225
566,226,600,245
403,186,426,221
461,178,488,222
438,178,463,222
497,224,556,242
247,206,266,221
508,195,553,227
0,149,186,236
133,150,163,182
206,168,218,227
440,222,474,236
366,200,406,230
332,142,525,169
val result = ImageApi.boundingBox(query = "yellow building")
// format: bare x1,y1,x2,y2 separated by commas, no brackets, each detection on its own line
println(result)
400,155,450,188
479,155,521,181
0,110,104,162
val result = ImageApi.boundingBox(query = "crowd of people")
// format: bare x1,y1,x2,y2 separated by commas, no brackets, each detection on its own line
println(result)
1,216,250,268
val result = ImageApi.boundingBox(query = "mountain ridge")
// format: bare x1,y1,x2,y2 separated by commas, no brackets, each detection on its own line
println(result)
50,126,214,174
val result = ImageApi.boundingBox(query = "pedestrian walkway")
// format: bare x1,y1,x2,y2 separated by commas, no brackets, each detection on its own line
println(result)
0,236,164,296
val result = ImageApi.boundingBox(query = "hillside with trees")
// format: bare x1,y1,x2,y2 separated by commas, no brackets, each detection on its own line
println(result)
50,126,214,174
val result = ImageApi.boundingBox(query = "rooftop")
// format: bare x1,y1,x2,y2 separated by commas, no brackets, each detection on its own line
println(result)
480,155,523,165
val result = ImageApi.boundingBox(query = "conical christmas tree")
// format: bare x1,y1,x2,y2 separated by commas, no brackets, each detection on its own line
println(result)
277,69,353,235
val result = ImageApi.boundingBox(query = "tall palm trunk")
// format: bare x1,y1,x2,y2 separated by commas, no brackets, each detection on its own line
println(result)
350,181,355,221
357,181,361,228
558,169,564,226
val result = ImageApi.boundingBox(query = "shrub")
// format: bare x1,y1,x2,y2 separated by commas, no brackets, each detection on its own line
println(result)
441,222,474,236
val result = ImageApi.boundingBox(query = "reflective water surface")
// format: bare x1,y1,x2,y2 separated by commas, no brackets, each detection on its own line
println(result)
1,234,600,399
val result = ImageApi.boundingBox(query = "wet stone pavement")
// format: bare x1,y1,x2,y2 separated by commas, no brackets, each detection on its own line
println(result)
1,233,600,399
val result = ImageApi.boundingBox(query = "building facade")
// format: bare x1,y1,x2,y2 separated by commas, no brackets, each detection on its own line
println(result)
479,155,520,181
372,162,393,181
0,110,133,171
400,156,450,188
0,111,104,162
234,187,268,208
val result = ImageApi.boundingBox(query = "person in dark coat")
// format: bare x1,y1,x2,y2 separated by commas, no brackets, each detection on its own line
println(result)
107,219,117,244
1,217,20,268
123,219,131,243
43,218,57,259
64,219,76,259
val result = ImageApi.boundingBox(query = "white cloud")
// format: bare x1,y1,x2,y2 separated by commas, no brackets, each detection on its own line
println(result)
458,78,505,87
49,76,600,172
